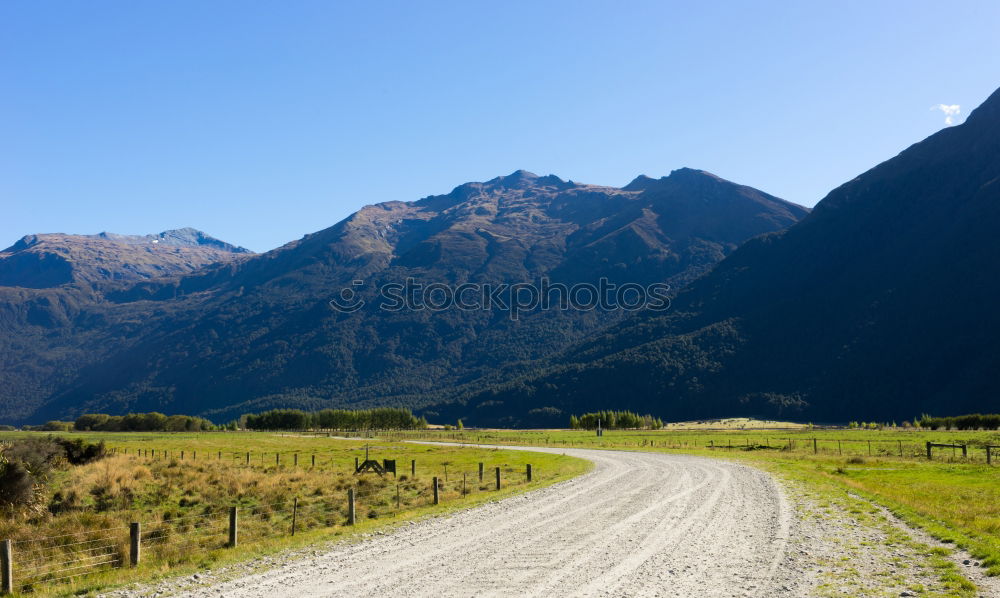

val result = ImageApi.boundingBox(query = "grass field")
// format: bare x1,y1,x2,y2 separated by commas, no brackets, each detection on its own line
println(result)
0,431,590,597
4,425,997,595
381,427,1000,580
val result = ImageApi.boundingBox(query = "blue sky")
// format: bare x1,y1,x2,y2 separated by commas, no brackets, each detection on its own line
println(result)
3,1,999,252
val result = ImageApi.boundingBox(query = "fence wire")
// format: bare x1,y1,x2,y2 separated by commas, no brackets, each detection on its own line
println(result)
4,459,543,593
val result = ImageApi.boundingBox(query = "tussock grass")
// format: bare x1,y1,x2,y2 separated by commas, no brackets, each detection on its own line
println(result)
0,431,589,596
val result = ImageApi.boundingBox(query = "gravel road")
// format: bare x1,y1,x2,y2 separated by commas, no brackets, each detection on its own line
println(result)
168,445,804,598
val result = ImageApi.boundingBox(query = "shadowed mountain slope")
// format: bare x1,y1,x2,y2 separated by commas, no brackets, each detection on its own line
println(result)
447,87,1000,426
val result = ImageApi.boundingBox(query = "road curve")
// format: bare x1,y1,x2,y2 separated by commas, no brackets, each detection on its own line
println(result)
176,445,796,598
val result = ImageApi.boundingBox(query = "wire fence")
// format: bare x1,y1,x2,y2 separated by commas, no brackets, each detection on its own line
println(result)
0,462,539,594
367,429,1000,465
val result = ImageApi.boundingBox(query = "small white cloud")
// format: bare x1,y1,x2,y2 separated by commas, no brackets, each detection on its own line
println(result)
931,104,961,126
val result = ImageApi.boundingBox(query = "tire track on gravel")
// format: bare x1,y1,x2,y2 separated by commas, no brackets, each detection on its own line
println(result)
153,445,797,598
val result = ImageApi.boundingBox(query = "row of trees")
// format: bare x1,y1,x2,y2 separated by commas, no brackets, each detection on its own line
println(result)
569,410,664,430
918,413,1000,430
74,412,220,432
243,407,427,430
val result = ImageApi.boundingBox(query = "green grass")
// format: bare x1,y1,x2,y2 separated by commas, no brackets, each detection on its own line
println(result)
0,431,590,597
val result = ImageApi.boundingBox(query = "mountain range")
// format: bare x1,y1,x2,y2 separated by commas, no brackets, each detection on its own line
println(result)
3,85,998,426
0,170,806,424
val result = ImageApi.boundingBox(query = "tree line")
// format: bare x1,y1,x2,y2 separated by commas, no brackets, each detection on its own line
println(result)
243,407,427,430
918,413,1000,430
569,410,664,430
73,413,221,432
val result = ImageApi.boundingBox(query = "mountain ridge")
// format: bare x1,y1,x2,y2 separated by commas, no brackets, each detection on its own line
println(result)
0,169,808,424
0,228,252,289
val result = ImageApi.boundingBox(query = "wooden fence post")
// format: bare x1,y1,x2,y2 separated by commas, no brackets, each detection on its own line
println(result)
526,464,532,482
926,441,932,460
348,489,356,525
129,522,140,567
276,453,280,466
1,539,12,594
463,473,467,497
495,467,501,490
294,454,298,467
898,440,902,458
246,452,250,465
291,498,298,536
228,507,238,547
962,444,967,458
396,484,401,510
813,438,817,454
478,462,484,482
312,454,316,467
411,459,416,477
433,477,440,505
988,446,992,465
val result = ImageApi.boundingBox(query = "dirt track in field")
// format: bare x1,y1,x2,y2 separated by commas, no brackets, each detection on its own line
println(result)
167,445,803,597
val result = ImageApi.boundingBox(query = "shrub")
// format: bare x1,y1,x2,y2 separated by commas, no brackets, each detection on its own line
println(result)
0,437,108,509
4,436,66,477
0,461,36,507
57,438,107,465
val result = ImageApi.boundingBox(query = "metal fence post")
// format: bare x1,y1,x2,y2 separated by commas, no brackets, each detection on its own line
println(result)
348,489,356,525
129,522,141,567
228,507,238,547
